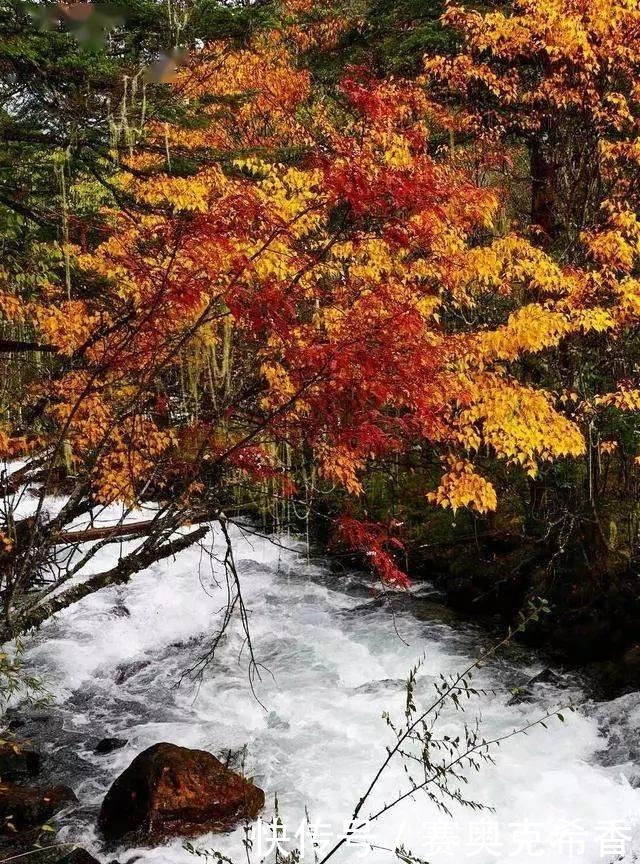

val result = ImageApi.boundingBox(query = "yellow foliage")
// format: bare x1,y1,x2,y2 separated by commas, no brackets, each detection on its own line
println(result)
428,462,498,514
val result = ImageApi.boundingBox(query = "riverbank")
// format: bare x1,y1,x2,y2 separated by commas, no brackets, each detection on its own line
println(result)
406,528,640,700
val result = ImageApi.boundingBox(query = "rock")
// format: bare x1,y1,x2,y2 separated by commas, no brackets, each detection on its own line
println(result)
353,679,405,695
527,667,564,687
266,711,290,730
507,668,564,705
58,850,102,864
114,660,150,685
98,742,265,843
95,737,128,755
0,782,77,834
7,711,52,731
0,738,41,780
507,686,536,706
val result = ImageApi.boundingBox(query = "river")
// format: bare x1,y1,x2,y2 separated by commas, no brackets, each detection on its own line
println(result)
18,518,640,864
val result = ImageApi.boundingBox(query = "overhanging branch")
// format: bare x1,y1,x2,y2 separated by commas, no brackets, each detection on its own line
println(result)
1,525,209,642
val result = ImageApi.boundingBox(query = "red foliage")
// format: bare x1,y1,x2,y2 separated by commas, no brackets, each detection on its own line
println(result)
335,517,411,590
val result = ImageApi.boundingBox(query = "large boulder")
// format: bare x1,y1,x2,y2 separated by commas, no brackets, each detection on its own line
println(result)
0,782,77,834
98,742,265,843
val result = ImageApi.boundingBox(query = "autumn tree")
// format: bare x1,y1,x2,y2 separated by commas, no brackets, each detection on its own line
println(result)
420,0,640,572
0,7,597,642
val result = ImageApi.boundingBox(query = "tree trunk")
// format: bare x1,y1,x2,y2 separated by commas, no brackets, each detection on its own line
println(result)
529,135,556,243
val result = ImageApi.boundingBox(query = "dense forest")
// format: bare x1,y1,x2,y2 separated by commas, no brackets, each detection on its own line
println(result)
1,0,640,861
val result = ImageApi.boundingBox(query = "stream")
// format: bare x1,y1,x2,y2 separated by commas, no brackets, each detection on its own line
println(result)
16,519,640,864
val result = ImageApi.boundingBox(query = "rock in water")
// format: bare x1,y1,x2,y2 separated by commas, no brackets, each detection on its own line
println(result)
56,851,102,864
95,737,128,755
0,782,77,834
98,742,265,843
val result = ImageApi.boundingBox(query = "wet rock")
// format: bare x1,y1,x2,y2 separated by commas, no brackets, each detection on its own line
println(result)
95,738,128,756
411,598,463,626
114,660,150,685
266,711,290,730
342,597,388,617
507,687,536,706
593,691,640,767
0,782,77,834
6,710,52,732
0,738,41,780
629,771,640,789
507,668,564,705
353,678,405,695
527,667,564,687
98,742,265,843
59,851,102,864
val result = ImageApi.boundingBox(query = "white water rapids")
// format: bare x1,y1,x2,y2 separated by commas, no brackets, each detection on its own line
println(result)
15,517,640,864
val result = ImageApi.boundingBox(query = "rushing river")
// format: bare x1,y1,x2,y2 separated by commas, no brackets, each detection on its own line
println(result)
18,519,640,864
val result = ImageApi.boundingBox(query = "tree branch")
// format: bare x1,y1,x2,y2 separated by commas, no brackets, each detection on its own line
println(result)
1,525,209,642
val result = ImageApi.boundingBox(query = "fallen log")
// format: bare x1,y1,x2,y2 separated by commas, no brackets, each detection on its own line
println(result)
55,519,162,545
54,509,221,545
